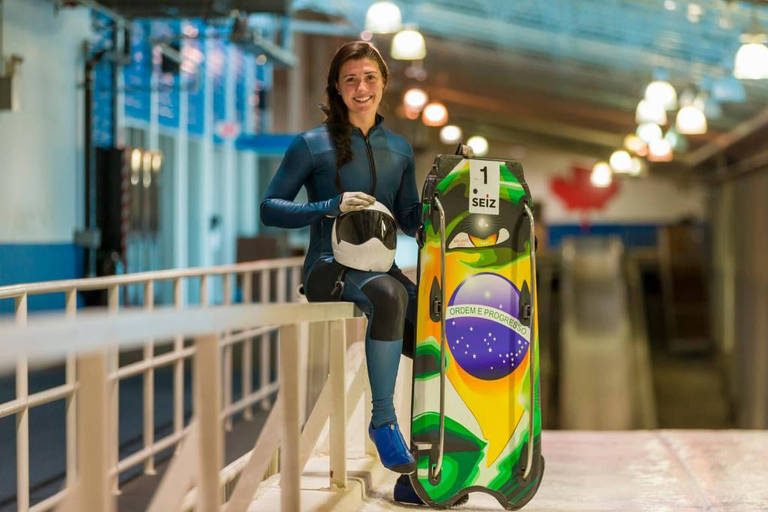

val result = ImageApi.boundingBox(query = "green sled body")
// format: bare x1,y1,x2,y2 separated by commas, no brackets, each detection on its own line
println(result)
409,155,545,509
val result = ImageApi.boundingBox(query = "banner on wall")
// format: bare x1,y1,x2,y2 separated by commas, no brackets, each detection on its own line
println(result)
124,20,152,122
91,11,114,147
154,20,181,129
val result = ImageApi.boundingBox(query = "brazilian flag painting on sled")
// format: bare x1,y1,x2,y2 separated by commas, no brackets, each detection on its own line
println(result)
409,155,544,509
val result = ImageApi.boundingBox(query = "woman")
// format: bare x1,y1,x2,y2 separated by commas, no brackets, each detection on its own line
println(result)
260,41,420,474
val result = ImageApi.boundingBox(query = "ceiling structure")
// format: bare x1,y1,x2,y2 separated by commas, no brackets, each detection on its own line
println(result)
294,0,768,177
61,0,768,178
83,0,291,18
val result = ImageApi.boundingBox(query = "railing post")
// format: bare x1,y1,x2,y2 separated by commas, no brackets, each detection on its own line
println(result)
328,320,347,489
196,275,208,418
107,284,120,494
143,281,156,475
172,278,184,445
279,324,300,512
194,334,223,511
260,269,271,410
65,289,78,487
276,267,287,303
200,274,208,307
290,266,301,302
223,273,233,431
15,293,29,512
242,271,253,420
77,350,115,512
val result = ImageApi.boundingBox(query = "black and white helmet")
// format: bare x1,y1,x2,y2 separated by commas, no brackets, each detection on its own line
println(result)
332,201,397,272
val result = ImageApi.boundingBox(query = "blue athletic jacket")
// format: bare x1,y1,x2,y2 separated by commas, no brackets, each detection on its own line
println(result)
260,116,421,282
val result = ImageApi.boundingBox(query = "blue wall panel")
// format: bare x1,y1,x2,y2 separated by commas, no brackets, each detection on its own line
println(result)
154,20,181,129
235,134,294,154
211,39,228,144
235,48,247,128
0,244,85,314
91,12,114,147
548,223,659,248
185,22,206,136
123,20,152,122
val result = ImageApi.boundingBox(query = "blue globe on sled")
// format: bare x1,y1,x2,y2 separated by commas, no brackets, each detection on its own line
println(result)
446,273,529,380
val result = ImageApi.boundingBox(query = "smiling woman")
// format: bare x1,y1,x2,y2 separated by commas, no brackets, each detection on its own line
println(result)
259,41,427,489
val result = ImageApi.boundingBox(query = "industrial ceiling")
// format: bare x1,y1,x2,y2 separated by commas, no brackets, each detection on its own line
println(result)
71,0,291,18
294,0,768,177
63,0,768,177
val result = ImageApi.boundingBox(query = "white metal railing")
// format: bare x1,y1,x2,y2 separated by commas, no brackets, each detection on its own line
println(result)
0,258,304,512
0,297,366,512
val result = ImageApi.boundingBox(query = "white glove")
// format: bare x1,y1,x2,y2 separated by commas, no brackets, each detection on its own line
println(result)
339,191,375,213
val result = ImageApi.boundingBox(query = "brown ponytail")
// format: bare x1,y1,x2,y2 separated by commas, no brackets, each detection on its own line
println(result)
323,41,389,192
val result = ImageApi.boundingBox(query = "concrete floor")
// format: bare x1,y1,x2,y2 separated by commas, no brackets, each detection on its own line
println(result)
366,430,768,511
246,430,768,511
652,352,733,429
114,347,746,511
117,403,273,512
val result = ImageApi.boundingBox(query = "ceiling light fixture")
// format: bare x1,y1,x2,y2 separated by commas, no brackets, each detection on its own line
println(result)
391,27,426,60
687,2,703,23
130,148,143,172
440,125,462,144
676,105,707,134
648,138,673,162
422,101,448,126
636,122,663,143
629,157,646,177
590,162,612,187
151,152,163,172
664,128,689,152
645,80,677,110
365,1,402,34
636,99,667,125
403,88,428,110
142,151,153,172
734,13,768,80
467,135,489,156
609,150,632,173
623,134,648,156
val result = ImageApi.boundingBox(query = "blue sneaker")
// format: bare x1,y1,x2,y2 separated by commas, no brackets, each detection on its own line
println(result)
368,421,417,473
394,474,470,506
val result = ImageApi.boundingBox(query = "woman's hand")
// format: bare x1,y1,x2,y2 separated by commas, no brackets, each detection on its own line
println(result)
340,191,375,213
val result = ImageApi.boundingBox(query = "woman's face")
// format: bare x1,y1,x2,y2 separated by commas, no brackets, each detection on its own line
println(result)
337,57,385,118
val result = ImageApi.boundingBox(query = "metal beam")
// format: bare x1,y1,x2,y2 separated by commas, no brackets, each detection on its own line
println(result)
412,36,749,132
682,106,768,169
704,147,768,183
58,0,130,27
423,85,631,148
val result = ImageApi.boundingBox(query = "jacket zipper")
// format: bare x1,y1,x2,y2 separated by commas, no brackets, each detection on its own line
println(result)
363,134,377,196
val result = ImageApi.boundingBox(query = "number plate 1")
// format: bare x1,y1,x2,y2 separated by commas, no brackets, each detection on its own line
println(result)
468,159,501,215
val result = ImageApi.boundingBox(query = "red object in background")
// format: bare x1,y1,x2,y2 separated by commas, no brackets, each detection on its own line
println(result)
215,121,241,139
550,165,620,212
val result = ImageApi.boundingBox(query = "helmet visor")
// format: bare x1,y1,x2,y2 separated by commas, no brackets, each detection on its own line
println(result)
335,210,398,250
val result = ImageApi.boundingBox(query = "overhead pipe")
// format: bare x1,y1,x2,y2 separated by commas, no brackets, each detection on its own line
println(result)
62,0,130,28
706,147,768,185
